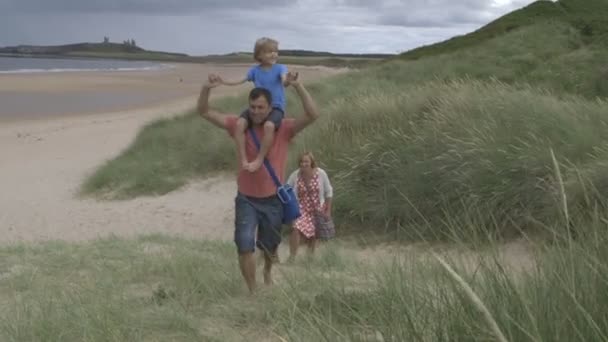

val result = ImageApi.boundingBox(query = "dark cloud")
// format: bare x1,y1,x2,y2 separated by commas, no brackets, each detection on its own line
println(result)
0,0,288,14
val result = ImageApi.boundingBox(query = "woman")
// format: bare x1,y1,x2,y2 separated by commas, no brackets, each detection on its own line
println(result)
286,151,334,262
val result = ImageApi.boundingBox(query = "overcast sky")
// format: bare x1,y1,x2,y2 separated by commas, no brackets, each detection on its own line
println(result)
0,0,537,55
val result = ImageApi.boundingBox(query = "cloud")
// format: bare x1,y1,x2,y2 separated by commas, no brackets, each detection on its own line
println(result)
0,0,288,14
0,0,537,54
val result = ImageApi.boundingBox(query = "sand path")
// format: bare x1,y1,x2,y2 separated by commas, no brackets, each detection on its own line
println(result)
0,63,348,244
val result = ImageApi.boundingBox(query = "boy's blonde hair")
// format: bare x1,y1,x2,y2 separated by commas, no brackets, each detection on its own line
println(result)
253,37,279,62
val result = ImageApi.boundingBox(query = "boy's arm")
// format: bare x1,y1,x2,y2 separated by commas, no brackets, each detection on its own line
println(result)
198,75,228,129
220,66,258,87
221,77,248,86
218,67,253,87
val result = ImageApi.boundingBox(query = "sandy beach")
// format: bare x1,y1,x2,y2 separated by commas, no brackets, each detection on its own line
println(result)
0,62,348,244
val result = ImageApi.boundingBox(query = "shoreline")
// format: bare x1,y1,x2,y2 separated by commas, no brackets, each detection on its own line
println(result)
0,62,349,123
0,62,241,122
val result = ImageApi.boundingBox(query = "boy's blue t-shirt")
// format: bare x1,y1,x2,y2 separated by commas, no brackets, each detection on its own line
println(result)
246,64,288,111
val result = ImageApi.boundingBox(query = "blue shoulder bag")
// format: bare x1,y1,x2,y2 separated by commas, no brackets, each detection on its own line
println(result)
248,127,301,224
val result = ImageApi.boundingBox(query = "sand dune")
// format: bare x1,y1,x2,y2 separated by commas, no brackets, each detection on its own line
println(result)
0,62,348,244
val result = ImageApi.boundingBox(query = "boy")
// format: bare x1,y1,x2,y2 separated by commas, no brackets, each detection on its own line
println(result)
217,37,295,172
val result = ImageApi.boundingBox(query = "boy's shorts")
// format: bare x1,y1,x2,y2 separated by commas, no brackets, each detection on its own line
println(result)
240,107,284,130
234,192,283,254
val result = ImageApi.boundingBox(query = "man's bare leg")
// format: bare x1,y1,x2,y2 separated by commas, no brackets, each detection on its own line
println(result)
247,121,275,172
288,228,300,262
235,117,249,169
263,251,274,285
238,252,257,294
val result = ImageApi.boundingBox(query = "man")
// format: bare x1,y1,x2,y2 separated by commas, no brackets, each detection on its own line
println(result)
198,71,319,293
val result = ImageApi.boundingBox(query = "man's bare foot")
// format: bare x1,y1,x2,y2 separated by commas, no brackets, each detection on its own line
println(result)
263,270,273,285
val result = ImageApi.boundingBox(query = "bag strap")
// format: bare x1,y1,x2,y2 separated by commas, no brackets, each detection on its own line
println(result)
248,127,281,188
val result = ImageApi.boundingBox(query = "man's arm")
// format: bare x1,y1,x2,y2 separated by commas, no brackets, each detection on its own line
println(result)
197,75,227,129
291,75,319,134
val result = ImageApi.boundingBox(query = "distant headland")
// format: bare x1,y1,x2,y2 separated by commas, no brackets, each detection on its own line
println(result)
0,37,393,67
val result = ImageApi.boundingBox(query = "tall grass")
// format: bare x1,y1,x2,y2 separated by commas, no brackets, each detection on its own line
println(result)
3,213,608,340
80,21,608,239
310,79,608,239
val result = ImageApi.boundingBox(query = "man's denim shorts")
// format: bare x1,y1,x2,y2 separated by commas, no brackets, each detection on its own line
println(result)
234,192,283,254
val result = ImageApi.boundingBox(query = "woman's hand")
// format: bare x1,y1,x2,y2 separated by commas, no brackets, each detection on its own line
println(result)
322,202,332,218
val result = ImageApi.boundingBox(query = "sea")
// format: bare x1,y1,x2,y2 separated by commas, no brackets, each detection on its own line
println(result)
0,56,172,74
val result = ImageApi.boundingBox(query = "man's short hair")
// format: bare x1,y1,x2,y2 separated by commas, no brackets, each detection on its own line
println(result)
249,87,272,105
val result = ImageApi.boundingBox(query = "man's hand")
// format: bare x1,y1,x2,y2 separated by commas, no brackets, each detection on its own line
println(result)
286,71,299,86
205,74,223,88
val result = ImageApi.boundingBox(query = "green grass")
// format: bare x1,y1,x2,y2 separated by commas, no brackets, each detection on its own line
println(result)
397,0,608,61
2,217,608,340
79,114,235,199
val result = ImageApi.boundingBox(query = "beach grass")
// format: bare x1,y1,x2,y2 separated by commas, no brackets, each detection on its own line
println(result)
2,216,608,341
80,20,608,240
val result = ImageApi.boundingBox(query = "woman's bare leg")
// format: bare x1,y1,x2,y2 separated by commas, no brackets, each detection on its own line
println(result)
307,238,318,256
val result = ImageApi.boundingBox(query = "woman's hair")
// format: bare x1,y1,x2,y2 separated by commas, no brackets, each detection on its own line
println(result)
299,151,317,169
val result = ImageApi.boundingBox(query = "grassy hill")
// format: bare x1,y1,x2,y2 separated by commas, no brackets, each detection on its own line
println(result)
398,0,608,60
